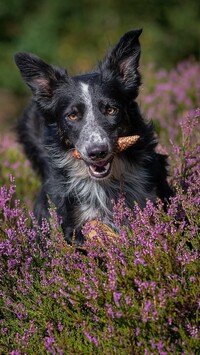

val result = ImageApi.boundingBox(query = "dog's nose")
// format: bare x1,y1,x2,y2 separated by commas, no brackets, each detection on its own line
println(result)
87,144,108,160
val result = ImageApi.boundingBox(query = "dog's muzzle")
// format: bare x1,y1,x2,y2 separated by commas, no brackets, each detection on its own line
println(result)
72,135,140,179
85,143,112,179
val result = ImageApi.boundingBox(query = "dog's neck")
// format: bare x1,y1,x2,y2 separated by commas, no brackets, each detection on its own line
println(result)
47,150,156,229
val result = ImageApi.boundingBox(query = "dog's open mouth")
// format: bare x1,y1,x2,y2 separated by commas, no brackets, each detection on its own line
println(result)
88,160,112,179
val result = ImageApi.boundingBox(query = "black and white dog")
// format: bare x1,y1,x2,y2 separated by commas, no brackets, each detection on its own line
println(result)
14,29,172,244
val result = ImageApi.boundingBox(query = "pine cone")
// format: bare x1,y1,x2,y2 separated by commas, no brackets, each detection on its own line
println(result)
72,135,140,159
115,135,140,152
85,220,119,244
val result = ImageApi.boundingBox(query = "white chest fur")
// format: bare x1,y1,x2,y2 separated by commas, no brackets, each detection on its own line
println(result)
51,151,156,229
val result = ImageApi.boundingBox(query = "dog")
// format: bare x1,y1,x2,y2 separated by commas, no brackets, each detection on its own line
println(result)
14,29,173,245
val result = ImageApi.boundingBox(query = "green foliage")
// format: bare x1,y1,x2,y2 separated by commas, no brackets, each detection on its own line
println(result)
0,0,200,94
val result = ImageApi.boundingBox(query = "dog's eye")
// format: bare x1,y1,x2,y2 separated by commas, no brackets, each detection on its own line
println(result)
68,113,78,121
106,107,117,116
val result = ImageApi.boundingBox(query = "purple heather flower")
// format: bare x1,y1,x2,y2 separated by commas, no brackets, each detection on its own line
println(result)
83,330,99,346
113,292,122,307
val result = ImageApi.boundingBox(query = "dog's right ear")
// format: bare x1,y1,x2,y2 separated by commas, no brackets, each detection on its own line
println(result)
14,52,68,100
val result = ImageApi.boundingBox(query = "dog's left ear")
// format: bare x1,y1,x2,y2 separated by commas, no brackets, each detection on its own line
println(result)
101,29,142,95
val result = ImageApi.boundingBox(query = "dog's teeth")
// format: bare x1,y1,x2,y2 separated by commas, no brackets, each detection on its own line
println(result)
105,163,110,171
89,162,111,178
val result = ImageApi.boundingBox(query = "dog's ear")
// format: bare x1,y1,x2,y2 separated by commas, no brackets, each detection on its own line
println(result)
14,52,68,100
100,29,142,96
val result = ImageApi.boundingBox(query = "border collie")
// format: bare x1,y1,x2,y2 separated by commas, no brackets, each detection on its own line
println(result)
14,29,172,245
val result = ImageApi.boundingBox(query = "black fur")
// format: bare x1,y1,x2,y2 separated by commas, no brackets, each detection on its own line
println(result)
14,29,173,245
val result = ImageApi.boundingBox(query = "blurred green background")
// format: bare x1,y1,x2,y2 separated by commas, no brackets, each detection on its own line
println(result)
0,0,200,132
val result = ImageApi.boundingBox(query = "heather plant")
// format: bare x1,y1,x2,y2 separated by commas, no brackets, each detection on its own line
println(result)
140,60,200,143
0,134,40,207
0,63,200,354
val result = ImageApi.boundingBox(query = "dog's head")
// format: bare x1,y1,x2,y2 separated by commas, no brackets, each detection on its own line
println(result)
15,29,142,179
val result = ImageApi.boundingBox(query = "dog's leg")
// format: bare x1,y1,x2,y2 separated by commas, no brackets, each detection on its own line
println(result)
63,226,85,246
33,187,51,223
33,188,85,245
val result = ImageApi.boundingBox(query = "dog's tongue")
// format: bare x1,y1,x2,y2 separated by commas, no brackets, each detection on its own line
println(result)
94,161,108,167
